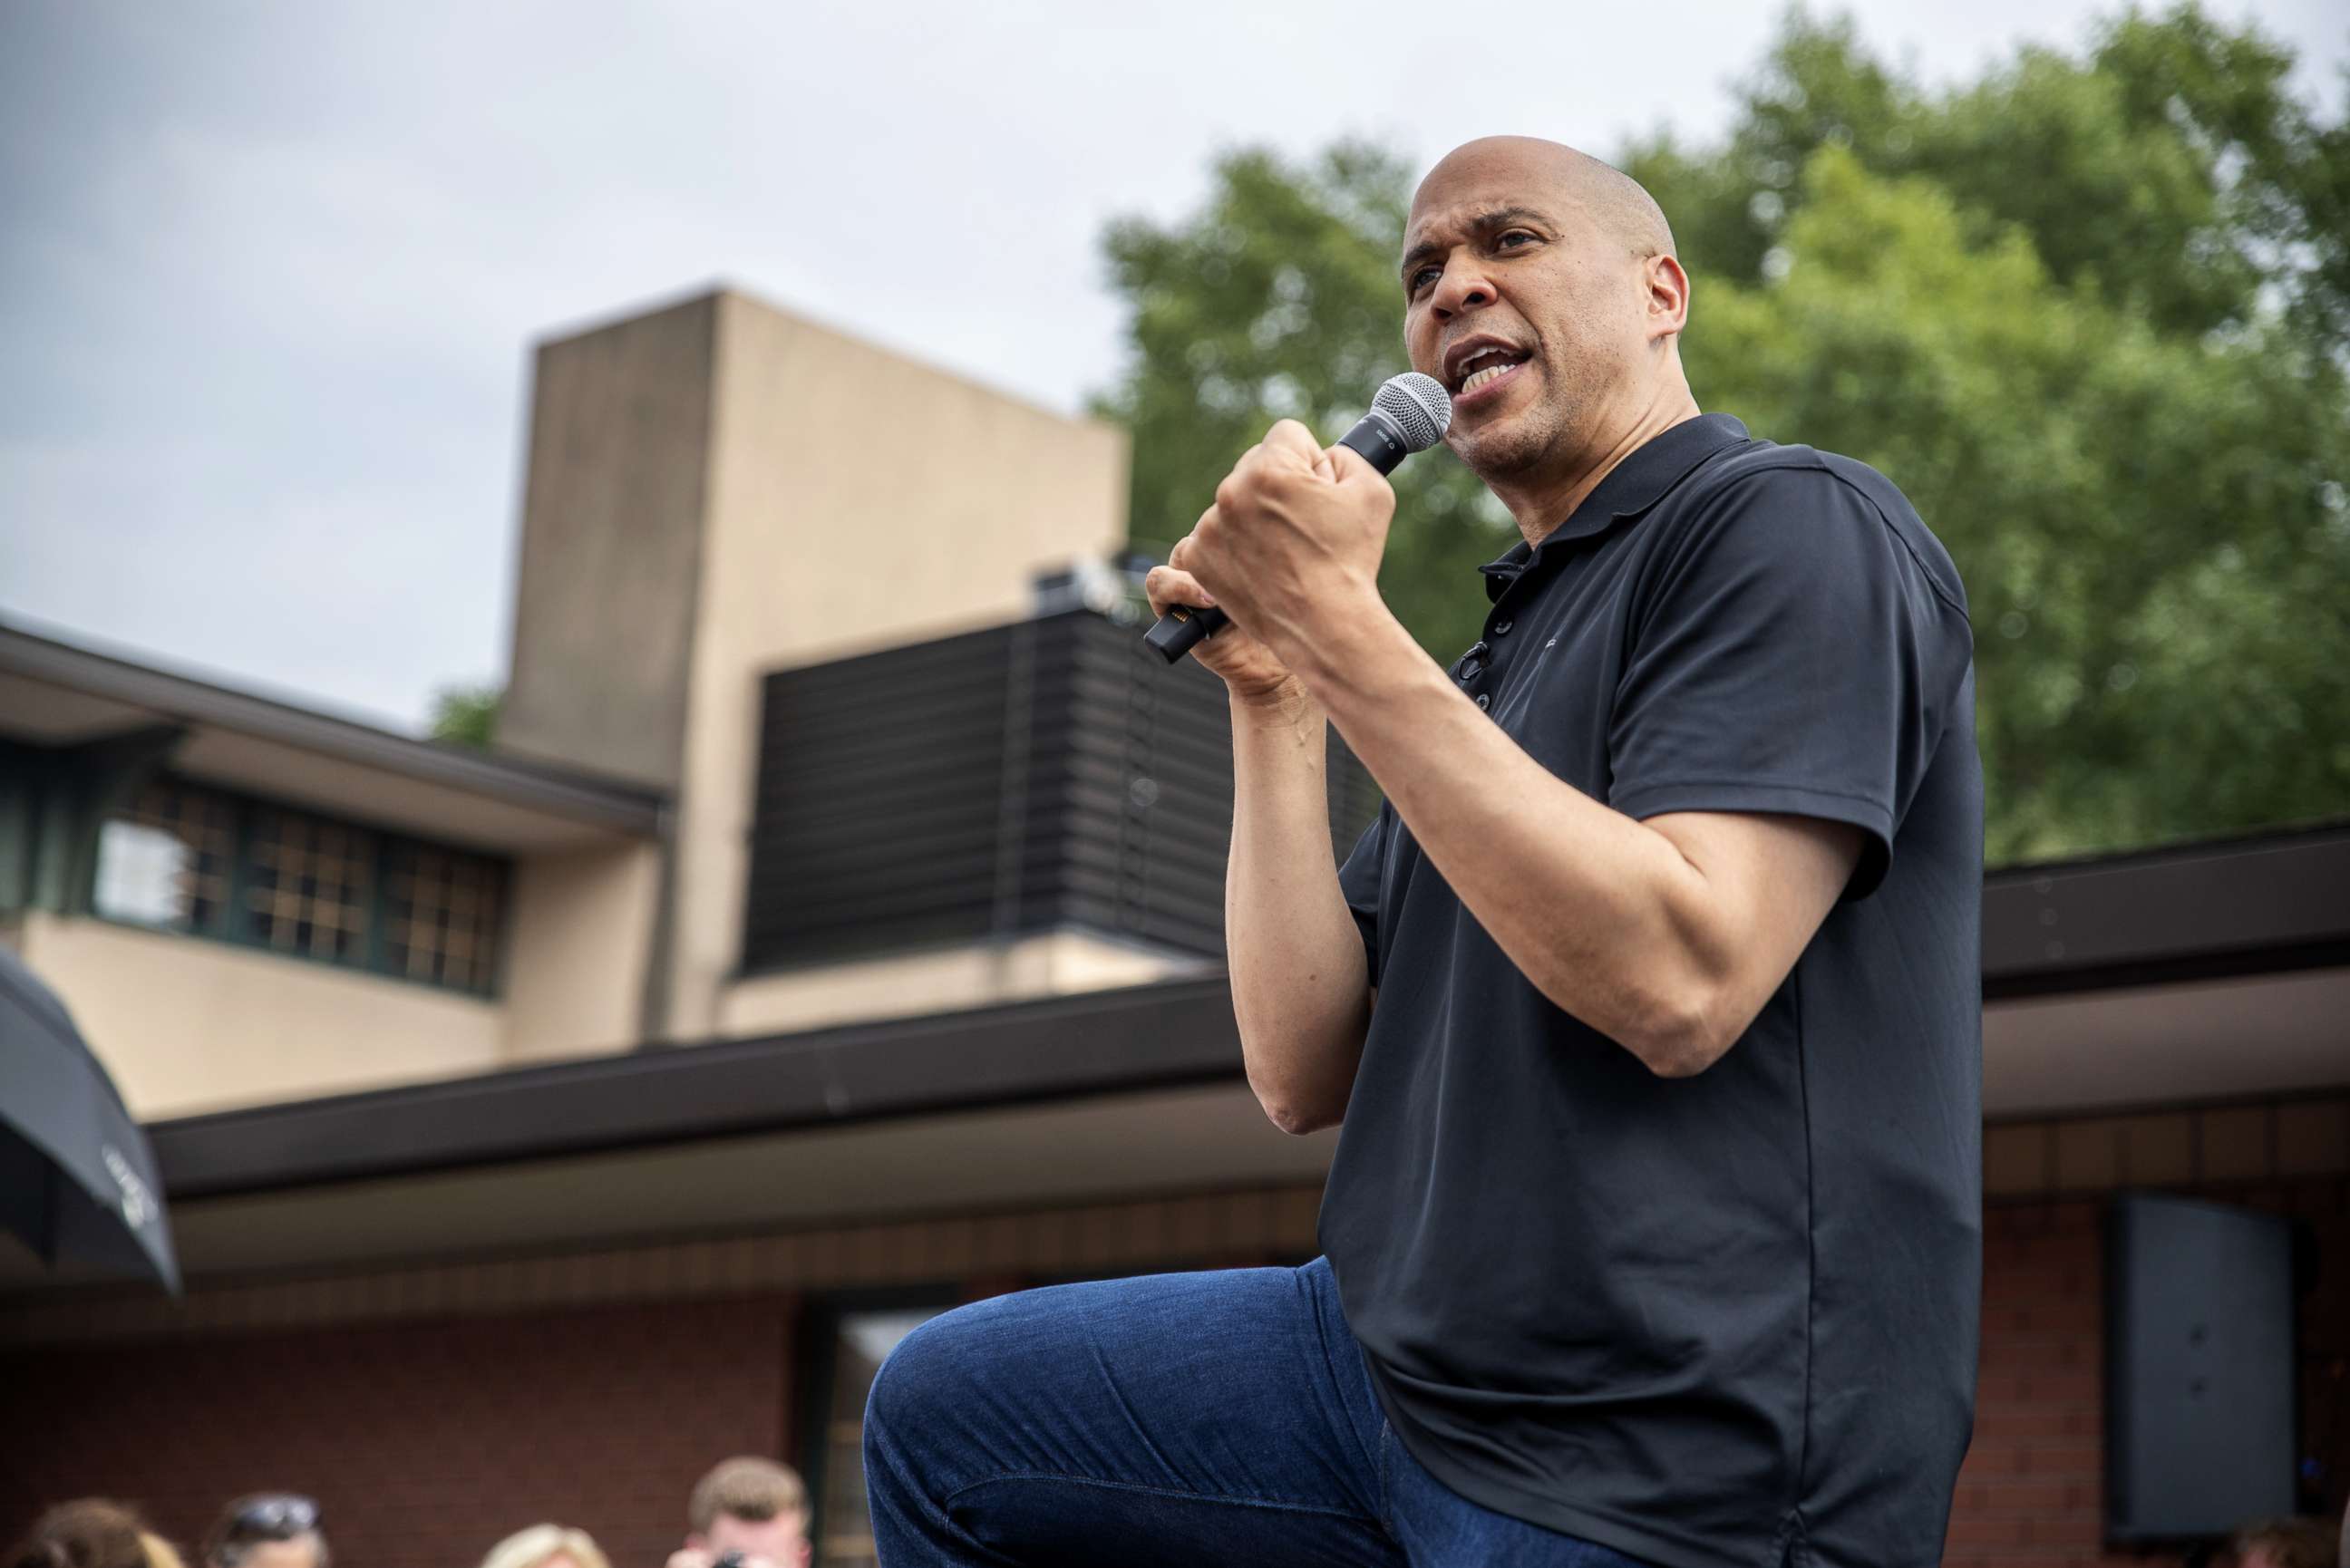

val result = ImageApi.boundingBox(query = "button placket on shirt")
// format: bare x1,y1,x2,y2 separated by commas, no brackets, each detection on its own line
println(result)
1471,555,1568,716
1452,637,1494,712
1471,544,1568,716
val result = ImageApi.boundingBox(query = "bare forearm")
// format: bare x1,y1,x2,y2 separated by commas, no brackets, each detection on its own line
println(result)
1226,681,1374,1132
1280,602,1726,1071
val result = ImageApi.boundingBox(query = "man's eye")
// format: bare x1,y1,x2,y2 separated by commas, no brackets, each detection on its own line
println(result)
1408,267,1441,295
1496,230,1537,250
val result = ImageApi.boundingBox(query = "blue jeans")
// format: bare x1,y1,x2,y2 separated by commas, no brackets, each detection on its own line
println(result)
863,1256,1652,1567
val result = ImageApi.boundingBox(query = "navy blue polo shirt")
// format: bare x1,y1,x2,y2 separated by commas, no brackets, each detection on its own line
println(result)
1319,413,1983,1568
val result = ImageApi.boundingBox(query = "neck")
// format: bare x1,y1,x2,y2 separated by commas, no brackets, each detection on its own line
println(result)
1487,382,1704,547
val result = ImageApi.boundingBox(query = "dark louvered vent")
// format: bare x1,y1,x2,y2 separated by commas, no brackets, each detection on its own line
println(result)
743,608,1381,970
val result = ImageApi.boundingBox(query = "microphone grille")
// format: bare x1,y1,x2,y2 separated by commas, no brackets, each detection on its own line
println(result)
1373,373,1454,451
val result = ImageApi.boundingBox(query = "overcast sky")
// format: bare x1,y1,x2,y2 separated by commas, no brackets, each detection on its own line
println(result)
3,0,2343,734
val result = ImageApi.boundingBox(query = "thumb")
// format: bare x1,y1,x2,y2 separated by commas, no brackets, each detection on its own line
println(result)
1323,440,1384,486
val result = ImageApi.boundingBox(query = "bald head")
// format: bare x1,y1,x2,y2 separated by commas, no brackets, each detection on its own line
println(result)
1412,137,1675,262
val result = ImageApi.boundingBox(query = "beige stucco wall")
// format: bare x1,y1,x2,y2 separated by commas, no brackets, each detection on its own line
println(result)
720,929,1203,1039
662,292,1130,1040
501,840,664,1062
499,294,717,790
3,293,1147,1128
18,911,506,1119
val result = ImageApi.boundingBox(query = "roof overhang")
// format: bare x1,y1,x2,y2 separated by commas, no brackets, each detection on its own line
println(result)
1978,822,2350,1117
151,977,1254,1201
1983,824,2349,999
3,800,2341,1290
135,825,2350,1205
0,979,1323,1287
0,618,664,852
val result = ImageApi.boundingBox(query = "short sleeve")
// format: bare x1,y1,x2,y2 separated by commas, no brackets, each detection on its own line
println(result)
1335,806,1389,979
1607,466,1972,902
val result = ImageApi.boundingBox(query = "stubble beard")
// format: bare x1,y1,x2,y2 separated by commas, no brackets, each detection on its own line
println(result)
1452,363,1579,486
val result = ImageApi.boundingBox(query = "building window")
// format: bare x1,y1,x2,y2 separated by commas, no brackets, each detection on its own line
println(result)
244,807,376,962
384,842,502,992
90,773,508,996
805,1302,951,1568
94,779,237,931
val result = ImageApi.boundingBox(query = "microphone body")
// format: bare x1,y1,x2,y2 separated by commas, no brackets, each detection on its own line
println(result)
1144,373,1452,665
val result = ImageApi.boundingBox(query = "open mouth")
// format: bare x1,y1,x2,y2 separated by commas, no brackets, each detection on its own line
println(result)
1446,344,1533,400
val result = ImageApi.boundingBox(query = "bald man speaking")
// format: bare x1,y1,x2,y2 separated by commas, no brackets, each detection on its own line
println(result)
865,138,1981,1568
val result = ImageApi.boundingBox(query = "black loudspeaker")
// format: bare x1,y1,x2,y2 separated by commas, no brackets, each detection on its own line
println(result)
2105,1191,2297,1544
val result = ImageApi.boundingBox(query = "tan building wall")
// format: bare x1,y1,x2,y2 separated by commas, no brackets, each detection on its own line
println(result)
719,930,1207,1039
19,832,663,1116
497,286,1133,1044
498,293,718,791
20,289,1141,1113
19,911,505,1119
501,840,665,1062
672,293,1128,1039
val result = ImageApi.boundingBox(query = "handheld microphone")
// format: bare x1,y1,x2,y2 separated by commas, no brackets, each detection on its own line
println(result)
1142,373,1454,665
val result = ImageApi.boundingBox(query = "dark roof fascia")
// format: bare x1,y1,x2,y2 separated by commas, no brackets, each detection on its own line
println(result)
1983,821,2350,999
0,620,666,837
151,976,1248,1201
142,823,2350,1200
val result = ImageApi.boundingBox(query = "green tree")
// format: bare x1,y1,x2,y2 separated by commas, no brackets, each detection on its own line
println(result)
430,682,500,750
1093,5,2350,863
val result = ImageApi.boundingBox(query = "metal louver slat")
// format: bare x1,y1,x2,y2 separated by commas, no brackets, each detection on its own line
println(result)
743,605,1369,971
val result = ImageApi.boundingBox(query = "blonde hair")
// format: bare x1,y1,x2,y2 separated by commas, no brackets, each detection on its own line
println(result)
687,1457,809,1535
477,1527,608,1568
139,1537,186,1568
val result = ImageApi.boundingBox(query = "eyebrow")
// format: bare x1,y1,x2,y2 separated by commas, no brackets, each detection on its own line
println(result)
1400,206,1556,284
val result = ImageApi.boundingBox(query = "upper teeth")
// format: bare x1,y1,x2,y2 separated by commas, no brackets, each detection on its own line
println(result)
1459,349,1515,392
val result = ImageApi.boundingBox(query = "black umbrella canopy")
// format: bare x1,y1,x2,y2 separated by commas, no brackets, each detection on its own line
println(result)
0,943,180,1294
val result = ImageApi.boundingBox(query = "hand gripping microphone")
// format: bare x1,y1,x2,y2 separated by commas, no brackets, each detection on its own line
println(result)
1143,372,1454,664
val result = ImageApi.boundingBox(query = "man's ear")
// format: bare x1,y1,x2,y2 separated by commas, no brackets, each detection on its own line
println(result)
1645,253,1690,339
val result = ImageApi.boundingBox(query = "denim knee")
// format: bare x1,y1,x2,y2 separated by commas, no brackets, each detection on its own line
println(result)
866,1296,1005,1464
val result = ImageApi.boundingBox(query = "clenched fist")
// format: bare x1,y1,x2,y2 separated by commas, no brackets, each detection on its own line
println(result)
1155,420,1396,694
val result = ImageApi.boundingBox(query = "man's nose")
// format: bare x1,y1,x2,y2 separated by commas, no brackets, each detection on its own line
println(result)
1431,259,1495,318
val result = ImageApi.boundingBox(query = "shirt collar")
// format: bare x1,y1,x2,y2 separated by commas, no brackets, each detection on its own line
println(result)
1477,413,1750,601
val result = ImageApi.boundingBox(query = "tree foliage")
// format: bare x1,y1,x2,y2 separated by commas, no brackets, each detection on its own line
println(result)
1093,5,2350,863
430,682,500,750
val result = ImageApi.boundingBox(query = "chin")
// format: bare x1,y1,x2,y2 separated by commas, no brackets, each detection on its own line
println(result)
1453,417,1549,479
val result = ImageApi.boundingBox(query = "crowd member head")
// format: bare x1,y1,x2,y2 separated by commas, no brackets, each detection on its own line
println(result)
478,1525,608,1568
666,1457,811,1568
5,1499,150,1568
199,1496,325,1568
2227,1516,2340,1568
1399,134,1690,527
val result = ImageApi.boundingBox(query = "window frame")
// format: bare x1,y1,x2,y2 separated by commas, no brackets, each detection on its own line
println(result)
89,771,513,1000
794,1283,964,1568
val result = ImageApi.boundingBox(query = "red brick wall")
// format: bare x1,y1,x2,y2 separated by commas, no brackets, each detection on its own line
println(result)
0,1296,797,1568
3,1177,2342,1568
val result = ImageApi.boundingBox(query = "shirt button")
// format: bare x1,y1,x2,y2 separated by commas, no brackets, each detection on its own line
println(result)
1475,692,1491,711
1491,619,1513,635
